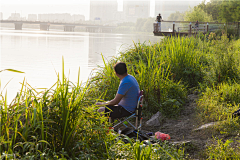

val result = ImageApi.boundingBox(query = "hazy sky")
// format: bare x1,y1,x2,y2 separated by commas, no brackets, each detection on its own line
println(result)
0,0,207,20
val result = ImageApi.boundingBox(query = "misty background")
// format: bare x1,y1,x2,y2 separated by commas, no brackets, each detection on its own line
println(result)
0,0,204,26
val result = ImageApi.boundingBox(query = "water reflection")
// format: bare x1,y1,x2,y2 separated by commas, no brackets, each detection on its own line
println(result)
88,33,118,66
0,29,162,102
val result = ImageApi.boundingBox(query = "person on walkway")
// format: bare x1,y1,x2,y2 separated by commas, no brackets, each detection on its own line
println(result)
156,13,162,32
195,20,199,28
96,62,140,122
194,20,199,33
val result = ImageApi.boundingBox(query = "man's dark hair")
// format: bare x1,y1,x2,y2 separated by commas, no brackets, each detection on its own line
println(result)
114,62,127,75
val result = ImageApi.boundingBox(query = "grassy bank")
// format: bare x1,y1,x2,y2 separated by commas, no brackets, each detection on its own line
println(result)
86,33,240,158
0,61,185,159
1,32,240,159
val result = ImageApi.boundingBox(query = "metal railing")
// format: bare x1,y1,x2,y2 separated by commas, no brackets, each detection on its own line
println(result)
153,21,240,36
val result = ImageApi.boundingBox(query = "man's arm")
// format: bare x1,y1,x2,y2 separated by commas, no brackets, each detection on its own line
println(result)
96,94,124,106
107,94,124,105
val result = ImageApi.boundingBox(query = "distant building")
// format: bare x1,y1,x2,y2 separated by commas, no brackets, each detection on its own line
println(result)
90,0,118,23
72,14,85,22
38,13,72,22
28,14,37,21
0,12,3,20
123,0,150,22
38,14,48,22
155,0,202,20
37,13,85,23
8,13,21,20
90,0,151,23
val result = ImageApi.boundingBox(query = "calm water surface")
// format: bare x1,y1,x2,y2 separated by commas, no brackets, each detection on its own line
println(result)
0,28,163,102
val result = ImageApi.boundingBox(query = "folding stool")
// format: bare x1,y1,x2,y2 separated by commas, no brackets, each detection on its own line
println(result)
111,90,144,130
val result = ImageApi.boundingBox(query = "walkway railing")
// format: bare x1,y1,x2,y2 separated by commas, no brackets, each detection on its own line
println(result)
153,21,240,36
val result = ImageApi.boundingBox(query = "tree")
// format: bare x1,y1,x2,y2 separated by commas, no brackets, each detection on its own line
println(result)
196,0,222,21
142,17,155,32
135,18,145,31
184,7,213,22
167,11,184,21
196,0,240,22
218,0,240,22
135,17,155,32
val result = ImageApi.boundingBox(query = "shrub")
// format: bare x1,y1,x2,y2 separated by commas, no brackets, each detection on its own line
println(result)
205,138,240,159
197,82,240,122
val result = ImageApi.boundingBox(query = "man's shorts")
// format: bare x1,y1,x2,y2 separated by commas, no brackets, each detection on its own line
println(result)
105,105,133,120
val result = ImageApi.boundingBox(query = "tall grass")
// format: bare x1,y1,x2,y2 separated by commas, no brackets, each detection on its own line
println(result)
192,35,240,159
87,35,240,118
85,34,240,158
0,59,116,159
0,58,186,159
88,41,188,117
197,81,240,138
204,138,240,159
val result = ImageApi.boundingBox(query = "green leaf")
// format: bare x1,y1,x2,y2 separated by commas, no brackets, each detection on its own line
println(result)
1,69,24,73
38,140,50,146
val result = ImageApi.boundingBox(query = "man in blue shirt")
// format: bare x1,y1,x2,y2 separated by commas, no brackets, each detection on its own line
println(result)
96,62,140,121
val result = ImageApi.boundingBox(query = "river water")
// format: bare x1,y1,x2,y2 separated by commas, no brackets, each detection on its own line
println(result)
0,28,163,102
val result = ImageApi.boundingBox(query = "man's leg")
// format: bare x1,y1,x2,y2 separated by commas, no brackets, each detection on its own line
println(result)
158,22,161,31
98,105,131,122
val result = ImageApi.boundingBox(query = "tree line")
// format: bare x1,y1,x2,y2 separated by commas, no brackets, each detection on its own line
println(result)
169,0,240,22
115,0,240,33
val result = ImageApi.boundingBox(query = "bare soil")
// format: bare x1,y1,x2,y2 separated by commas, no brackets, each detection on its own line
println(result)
142,94,214,159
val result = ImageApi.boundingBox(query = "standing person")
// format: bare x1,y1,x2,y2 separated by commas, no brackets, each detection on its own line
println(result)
195,20,199,28
195,20,199,33
156,13,162,32
96,62,140,122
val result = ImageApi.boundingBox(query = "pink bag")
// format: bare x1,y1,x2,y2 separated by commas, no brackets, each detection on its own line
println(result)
155,132,171,141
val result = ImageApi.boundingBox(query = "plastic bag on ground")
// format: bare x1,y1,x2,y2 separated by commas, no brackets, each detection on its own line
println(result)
155,131,171,141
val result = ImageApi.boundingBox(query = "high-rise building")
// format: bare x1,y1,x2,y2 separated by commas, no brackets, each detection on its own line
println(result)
90,0,118,23
8,13,21,20
123,0,150,22
28,14,37,21
38,14,49,22
72,14,85,22
155,0,202,20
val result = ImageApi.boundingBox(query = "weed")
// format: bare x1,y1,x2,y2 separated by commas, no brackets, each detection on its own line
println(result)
205,138,240,159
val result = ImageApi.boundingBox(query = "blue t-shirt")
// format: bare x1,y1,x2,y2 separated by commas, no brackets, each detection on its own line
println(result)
117,75,140,113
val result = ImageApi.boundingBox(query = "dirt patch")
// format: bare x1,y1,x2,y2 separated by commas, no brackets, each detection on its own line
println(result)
142,94,213,158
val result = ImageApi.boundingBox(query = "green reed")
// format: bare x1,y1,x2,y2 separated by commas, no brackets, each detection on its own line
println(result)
88,38,197,116
0,58,116,159
0,58,187,159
